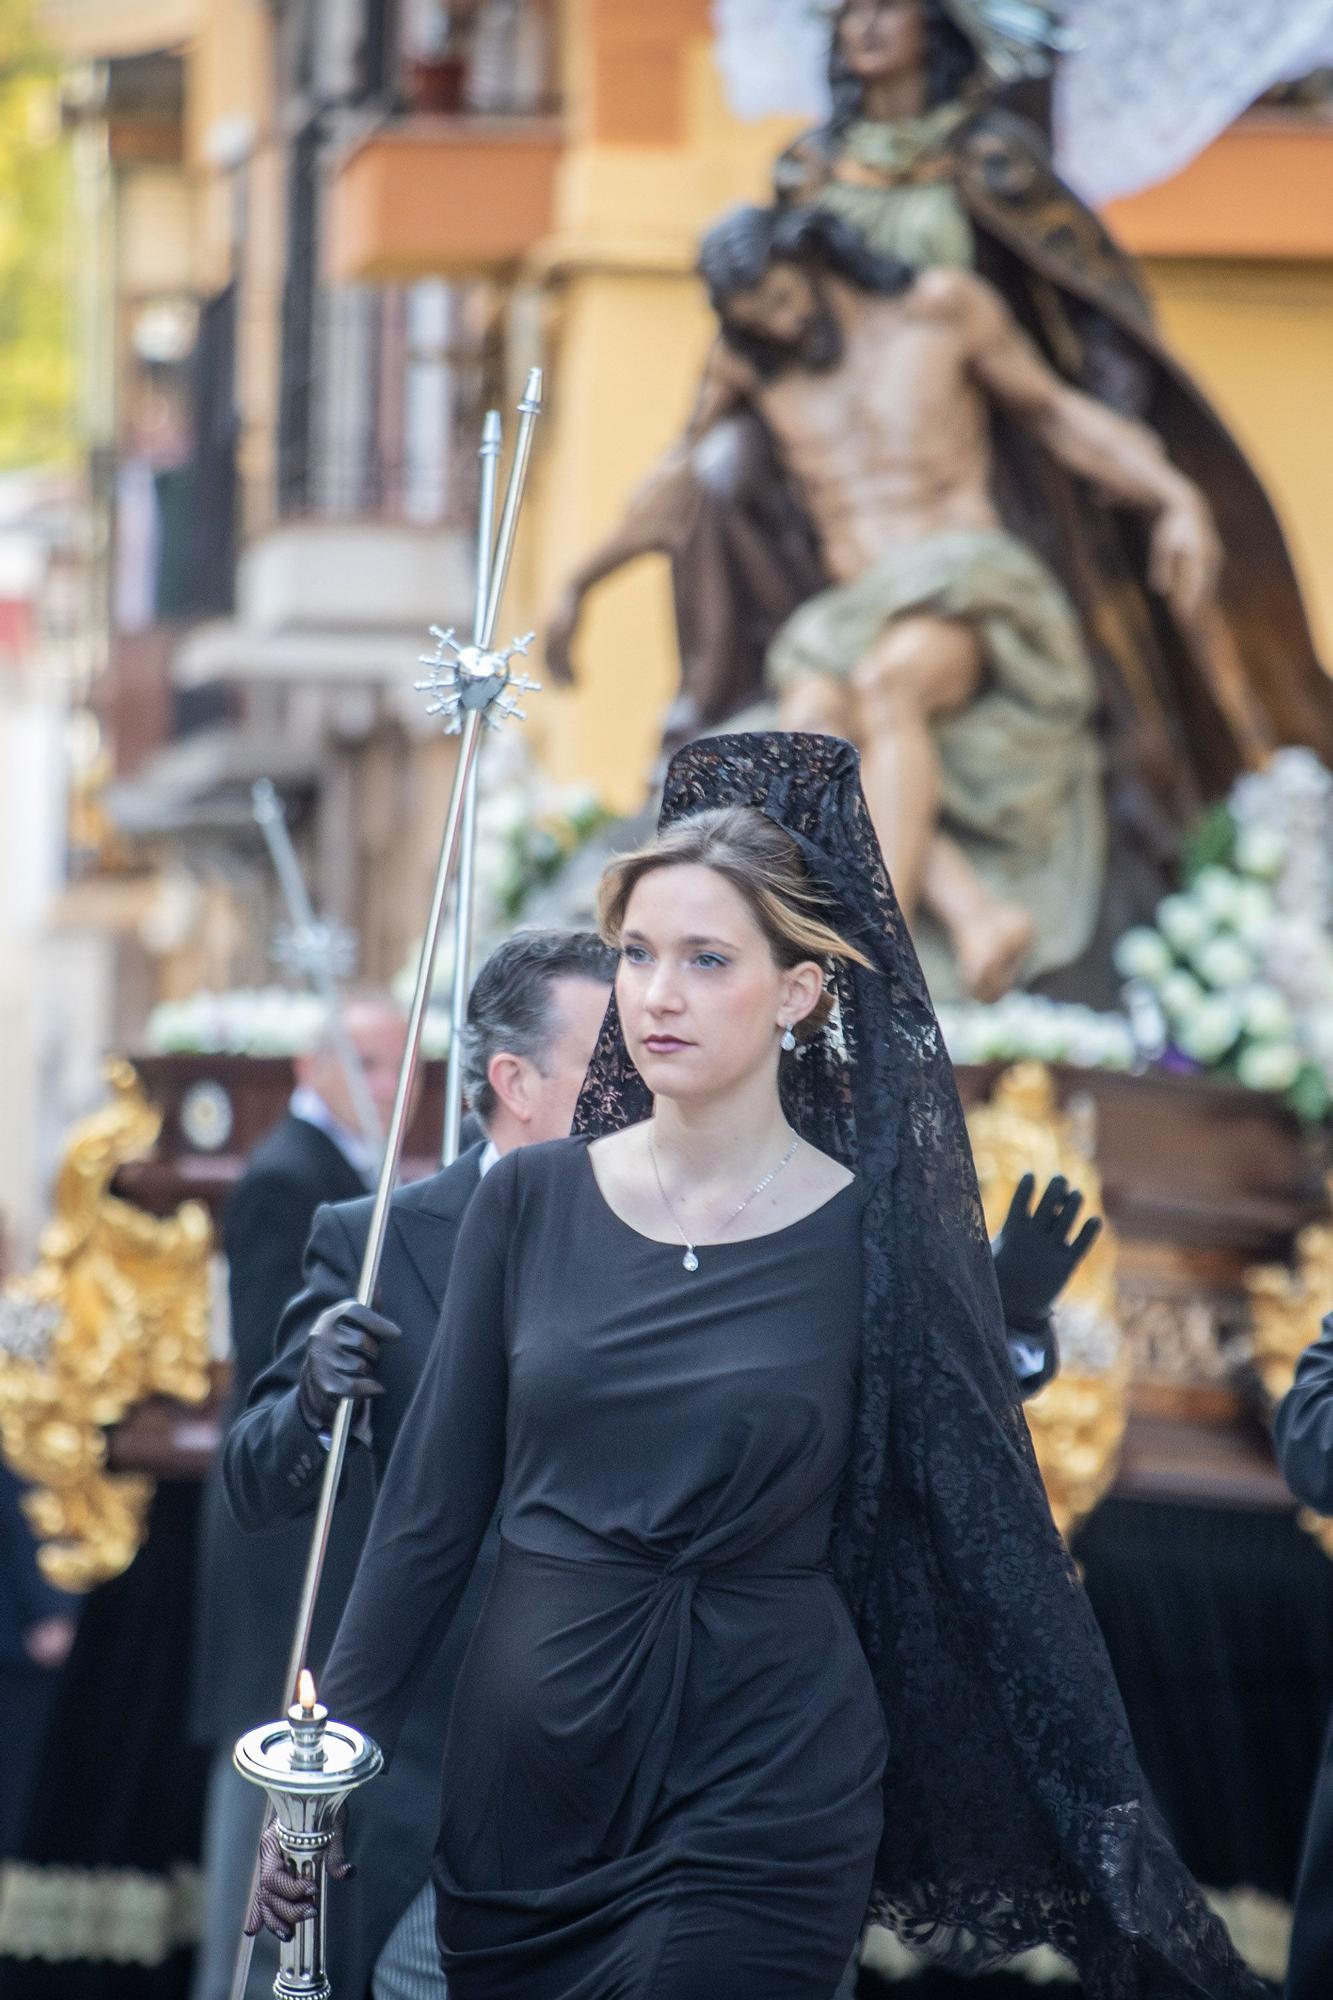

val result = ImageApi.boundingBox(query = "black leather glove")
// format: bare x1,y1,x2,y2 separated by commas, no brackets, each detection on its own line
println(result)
991,1173,1102,1330
296,1299,402,1434
244,1806,353,1941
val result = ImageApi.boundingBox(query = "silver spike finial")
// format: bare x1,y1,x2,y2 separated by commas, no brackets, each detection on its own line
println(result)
517,365,543,416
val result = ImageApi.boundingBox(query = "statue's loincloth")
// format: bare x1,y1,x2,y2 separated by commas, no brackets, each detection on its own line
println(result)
766,526,1104,999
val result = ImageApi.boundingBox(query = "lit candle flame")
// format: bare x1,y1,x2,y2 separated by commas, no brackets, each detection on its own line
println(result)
297,1669,317,1714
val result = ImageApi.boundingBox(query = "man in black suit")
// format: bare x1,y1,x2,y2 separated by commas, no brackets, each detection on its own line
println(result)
223,931,617,2000
1274,1314,1333,2000
189,992,408,2000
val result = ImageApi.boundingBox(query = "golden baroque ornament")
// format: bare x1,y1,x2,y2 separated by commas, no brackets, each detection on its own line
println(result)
1246,1186,1333,1559
0,1060,213,1590
1246,1192,1333,1408
966,1062,1128,1541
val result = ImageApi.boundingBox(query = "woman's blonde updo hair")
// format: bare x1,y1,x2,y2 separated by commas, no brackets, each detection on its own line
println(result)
596,806,871,1045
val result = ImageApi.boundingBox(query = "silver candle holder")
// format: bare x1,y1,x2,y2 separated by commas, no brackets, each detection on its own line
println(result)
234,1674,383,1999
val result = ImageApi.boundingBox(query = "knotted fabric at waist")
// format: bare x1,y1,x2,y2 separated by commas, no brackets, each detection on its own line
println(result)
496,1530,830,1587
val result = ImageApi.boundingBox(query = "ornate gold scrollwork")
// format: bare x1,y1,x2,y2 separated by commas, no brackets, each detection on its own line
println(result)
1247,1196,1333,1407
966,1062,1127,1541
0,1060,213,1590
1246,1189,1333,1558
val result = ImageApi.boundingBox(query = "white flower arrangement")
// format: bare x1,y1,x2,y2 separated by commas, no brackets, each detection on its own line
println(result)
145,987,329,1057
145,984,454,1061
936,753,1333,1120
937,993,1136,1073
1111,750,1333,1121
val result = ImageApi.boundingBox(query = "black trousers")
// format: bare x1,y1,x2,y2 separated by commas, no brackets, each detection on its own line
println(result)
1287,1712,1333,2000
0,1668,59,1856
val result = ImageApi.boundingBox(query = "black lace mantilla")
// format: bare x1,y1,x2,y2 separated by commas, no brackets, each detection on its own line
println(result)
573,732,1263,1999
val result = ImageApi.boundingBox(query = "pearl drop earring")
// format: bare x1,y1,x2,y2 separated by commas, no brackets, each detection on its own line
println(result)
780,1023,797,1052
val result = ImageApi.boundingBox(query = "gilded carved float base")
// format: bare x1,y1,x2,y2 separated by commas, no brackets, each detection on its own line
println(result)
0,1061,213,1590
965,1062,1128,1541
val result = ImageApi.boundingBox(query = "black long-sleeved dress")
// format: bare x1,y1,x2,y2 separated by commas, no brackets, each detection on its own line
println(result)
1274,1312,1333,2000
1275,1312,1333,1511
320,1135,886,1999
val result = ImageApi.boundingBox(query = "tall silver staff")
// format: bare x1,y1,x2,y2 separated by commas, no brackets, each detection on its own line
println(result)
250,779,383,1160
229,370,544,2000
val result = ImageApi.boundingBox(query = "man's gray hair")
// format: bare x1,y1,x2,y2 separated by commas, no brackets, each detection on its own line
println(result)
461,930,615,1125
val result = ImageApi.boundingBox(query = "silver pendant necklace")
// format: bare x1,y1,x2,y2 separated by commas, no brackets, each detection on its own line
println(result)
649,1129,800,1272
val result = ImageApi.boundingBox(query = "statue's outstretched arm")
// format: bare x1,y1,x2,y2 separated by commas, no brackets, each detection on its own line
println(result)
545,342,757,686
543,449,698,685
951,268,1218,611
948,267,1270,763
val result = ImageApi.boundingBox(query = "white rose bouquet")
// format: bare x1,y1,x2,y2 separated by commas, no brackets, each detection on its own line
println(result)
936,993,1135,1074
1112,751,1333,1121
145,986,328,1057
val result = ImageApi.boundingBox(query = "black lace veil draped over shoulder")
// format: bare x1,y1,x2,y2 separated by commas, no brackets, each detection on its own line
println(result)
573,732,1262,2000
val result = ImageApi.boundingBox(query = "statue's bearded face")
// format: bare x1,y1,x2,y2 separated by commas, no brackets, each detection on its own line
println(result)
721,263,844,375
837,0,927,83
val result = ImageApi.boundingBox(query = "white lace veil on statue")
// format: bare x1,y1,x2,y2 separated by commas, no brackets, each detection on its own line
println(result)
574,731,1266,1997
1054,0,1333,203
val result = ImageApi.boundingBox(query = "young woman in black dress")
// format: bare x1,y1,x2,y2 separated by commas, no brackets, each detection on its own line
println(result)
255,733,1263,2000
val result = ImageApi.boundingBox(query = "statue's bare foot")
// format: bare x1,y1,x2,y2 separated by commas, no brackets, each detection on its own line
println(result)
956,902,1037,1002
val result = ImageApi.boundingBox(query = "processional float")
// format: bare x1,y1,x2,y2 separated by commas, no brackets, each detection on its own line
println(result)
229,371,544,2000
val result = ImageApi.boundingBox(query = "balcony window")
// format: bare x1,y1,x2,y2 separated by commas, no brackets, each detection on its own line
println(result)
277,277,498,528
363,0,557,118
